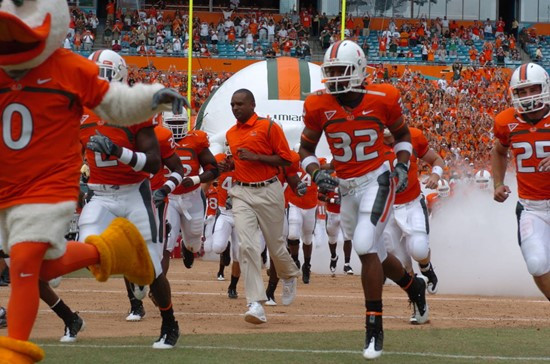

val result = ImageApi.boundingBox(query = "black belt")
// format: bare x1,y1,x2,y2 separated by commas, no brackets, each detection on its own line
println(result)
235,177,278,188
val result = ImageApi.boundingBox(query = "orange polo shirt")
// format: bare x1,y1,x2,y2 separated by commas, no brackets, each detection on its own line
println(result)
226,113,292,183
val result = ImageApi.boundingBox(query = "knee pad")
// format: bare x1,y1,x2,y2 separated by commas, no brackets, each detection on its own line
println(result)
526,256,550,277
287,223,301,241
408,233,429,262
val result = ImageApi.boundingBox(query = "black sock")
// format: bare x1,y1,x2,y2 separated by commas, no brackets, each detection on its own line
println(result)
395,271,414,288
365,300,383,331
266,280,278,297
345,256,351,264
229,275,239,289
291,254,299,263
304,256,311,266
129,297,142,308
160,304,175,323
51,299,75,325
419,262,431,271
218,264,224,275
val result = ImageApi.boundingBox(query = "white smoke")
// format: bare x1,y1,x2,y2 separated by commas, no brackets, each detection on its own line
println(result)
305,173,543,297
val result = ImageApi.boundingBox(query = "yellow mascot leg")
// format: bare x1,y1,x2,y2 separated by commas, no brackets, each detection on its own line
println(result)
0,337,44,363
85,217,155,286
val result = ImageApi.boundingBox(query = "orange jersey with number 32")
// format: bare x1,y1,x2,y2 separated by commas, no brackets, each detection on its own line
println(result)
303,84,404,179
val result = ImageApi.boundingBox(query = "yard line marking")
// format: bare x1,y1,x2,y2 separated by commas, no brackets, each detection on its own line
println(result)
36,309,550,323
37,343,550,361
50,288,548,304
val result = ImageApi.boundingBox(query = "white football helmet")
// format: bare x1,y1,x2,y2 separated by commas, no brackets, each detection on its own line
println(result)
88,49,128,83
474,169,491,190
163,111,188,140
321,40,366,94
437,179,451,198
510,62,550,114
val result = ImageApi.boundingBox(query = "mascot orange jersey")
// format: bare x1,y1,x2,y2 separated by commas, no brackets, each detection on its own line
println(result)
172,130,210,195
215,153,234,208
384,127,430,204
494,107,550,200
80,108,154,185
285,151,318,209
0,49,109,208
150,124,177,190
303,84,403,179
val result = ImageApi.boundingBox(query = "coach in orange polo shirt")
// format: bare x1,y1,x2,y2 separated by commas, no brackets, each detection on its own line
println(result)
223,89,300,325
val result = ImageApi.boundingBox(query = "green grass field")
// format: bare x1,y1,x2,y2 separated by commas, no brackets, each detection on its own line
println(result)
37,328,550,363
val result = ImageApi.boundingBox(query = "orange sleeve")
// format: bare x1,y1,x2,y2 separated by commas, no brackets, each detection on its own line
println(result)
303,95,323,132
75,55,110,109
269,123,292,163
157,127,176,160
412,128,430,158
197,130,211,151
384,85,404,127
493,109,512,147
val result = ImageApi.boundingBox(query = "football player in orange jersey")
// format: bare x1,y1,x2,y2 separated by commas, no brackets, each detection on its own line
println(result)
286,145,318,284
0,2,186,360
492,62,550,300
299,39,428,360
382,127,445,296
151,118,187,275
161,111,219,270
79,50,180,349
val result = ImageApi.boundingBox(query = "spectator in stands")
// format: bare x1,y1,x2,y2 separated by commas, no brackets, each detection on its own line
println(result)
511,19,519,40
495,17,505,38
82,30,94,52
362,12,370,37
379,36,388,58
421,42,428,61
235,41,245,53
442,16,449,34
63,33,72,50
254,45,264,58
230,0,240,11
265,48,276,58
495,47,505,66
302,40,311,60
388,38,398,58
535,46,543,62
320,26,331,49
112,39,122,53
106,0,115,25
267,19,276,43
173,36,182,53
483,19,493,39
103,22,113,44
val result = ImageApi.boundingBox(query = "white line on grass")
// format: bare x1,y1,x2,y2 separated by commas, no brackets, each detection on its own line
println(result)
37,343,550,361
36,308,550,323
53,288,548,304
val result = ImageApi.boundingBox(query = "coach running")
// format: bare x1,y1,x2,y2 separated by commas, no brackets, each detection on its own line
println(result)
220,88,300,325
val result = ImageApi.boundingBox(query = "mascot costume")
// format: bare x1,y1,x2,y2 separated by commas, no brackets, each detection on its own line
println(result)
0,0,187,362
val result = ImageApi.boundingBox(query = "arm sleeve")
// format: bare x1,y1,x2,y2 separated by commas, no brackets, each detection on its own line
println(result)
269,123,292,162
77,59,110,110
303,97,323,132
493,114,510,147
413,128,430,158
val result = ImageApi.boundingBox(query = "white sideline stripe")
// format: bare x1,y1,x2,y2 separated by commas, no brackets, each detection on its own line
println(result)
37,309,550,323
36,343,550,361
53,288,548,304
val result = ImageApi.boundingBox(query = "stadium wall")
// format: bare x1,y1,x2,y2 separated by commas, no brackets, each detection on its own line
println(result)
122,56,513,80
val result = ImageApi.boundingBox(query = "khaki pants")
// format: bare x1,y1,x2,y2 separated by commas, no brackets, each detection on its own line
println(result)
231,182,300,304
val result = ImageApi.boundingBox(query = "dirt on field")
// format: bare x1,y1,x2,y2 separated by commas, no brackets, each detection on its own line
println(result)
1,259,548,341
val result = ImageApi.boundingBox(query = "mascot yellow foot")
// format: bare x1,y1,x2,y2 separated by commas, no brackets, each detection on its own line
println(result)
0,337,44,364
85,217,154,286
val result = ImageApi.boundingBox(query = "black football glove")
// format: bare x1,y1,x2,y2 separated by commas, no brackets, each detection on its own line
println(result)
312,169,338,192
87,130,117,157
391,162,409,193
296,181,307,197
152,188,168,208
152,88,190,115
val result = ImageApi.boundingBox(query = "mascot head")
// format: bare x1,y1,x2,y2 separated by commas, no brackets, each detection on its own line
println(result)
0,0,69,71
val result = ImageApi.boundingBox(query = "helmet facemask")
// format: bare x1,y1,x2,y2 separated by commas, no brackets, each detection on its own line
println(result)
511,83,550,114
163,116,188,140
321,62,363,94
